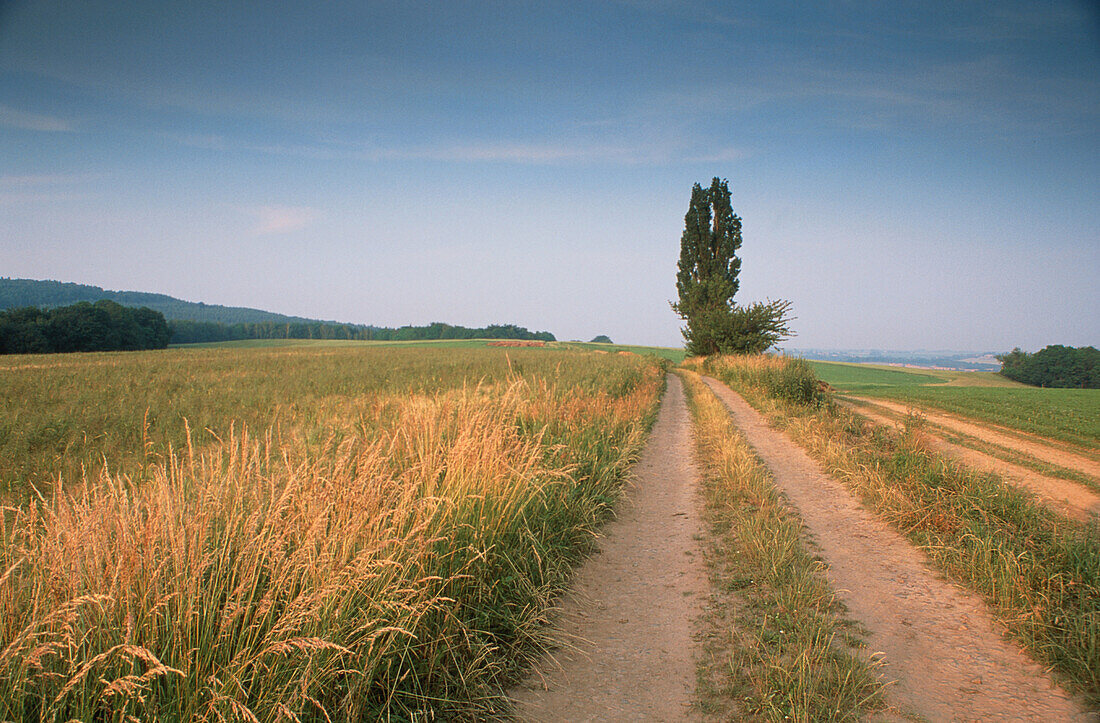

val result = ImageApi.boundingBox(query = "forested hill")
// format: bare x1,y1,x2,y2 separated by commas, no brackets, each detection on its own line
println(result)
0,278,324,325
0,278,556,345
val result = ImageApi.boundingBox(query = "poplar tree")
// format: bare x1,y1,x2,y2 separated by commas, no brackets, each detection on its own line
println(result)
672,178,793,356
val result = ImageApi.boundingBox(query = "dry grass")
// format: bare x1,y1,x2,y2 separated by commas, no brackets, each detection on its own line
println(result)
700,353,1100,709
0,347,663,720
680,370,884,720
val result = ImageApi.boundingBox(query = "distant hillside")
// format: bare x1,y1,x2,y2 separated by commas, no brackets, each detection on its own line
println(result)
0,278,330,325
0,278,556,345
786,347,1002,372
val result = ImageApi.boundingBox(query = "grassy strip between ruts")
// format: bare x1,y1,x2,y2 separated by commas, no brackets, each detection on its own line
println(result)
694,354,1100,709
679,370,885,721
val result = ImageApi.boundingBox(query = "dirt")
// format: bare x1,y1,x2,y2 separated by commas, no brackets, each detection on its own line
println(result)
702,376,1088,721
848,396,1100,480
839,399,1100,522
509,374,709,722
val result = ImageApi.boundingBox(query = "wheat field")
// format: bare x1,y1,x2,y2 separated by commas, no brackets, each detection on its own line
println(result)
0,345,664,720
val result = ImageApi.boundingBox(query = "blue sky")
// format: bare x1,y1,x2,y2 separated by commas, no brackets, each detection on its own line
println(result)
1,1,1097,350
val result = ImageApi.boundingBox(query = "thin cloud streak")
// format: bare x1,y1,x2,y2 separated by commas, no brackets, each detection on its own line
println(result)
169,132,720,166
240,205,320,236
0,104,74,132
0,173,103,186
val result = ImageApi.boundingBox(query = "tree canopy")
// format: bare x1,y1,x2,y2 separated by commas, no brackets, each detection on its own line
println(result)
671,178,793,356
167,320,555,345
0,301,170,354
997,345,1100,388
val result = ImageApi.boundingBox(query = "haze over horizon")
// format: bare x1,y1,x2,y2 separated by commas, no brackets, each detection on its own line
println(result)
2,1,1097,352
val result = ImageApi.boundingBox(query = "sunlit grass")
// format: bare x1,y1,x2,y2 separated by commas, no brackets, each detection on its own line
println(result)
0,346,664,720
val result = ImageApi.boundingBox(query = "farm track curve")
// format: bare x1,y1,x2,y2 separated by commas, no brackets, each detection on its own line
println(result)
702,376,1087,721
838,398,1100,522
847,396,1100,480
510,374,709,722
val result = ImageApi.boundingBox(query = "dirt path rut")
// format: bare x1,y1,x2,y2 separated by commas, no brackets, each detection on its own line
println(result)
703,377,1086,721
510,374,708,722
839,399,1100,522
848,396,1100,480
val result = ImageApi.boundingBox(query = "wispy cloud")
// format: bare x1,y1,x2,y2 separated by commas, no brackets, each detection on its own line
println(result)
684,147,750,164
0,173,103,204
0,173,102,187
240,205,319,235
0,105,74,132
399,142,658,165
171,132,709,167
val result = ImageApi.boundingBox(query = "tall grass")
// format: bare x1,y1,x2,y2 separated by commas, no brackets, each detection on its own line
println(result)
0,345,652,499
702,354,1100,708
680,371,883,720
0,348,663,720
686,354,823,406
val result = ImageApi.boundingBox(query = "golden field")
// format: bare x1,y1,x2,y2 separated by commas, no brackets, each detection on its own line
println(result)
0,345,664,720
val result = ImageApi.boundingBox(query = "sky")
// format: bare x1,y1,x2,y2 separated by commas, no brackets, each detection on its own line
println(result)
1,1,1097,351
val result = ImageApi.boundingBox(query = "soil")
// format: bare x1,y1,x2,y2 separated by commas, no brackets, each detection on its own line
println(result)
702,376,1088,721
848,396,1100,480
839,399,1100,522
509,374,709,722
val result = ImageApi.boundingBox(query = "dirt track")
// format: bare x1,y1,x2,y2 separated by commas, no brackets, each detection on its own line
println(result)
703,377,1086,721
848,396,1100,480
839,398,1100,522
510,374,708,722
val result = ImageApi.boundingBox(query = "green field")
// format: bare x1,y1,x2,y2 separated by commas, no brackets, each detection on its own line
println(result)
172,337,516,350
559,341,687,363
807,360,948,388
807,359,1099,448
174,337,689,362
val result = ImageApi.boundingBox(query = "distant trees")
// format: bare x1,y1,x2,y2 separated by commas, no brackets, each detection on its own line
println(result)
0,301,170,354
671,178,793,356
997,345,1100,388
0,279,560,348
590,335,613,343
168,320,556,345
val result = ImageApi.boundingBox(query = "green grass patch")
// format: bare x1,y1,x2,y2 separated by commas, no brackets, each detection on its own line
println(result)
807,360,948,389
172,337,516,350
558,341,687,363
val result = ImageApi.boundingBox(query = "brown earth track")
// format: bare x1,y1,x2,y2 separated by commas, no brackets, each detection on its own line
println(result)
702,376,1088,721
848,396,1100,479
838,399,1100,522
510,374,709,722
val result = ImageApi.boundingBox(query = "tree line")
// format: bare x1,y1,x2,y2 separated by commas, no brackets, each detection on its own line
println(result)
997,345,1099,388
0,301,171,354
0,278,344,326
168,320,555,345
